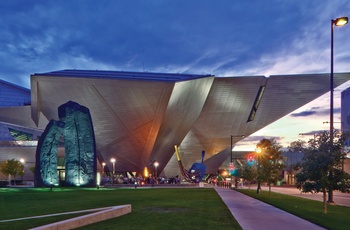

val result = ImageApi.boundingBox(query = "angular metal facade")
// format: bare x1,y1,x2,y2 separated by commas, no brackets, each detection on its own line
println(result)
30,70,214,175
1,70,349,178
164,73,350,176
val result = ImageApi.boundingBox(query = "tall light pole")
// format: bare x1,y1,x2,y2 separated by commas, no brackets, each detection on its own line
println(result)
110,158,116,184
154,161,159,182
101,162,106,176
20,158,25,182
255,147,262,194
329,16,348,203
331,17,348,145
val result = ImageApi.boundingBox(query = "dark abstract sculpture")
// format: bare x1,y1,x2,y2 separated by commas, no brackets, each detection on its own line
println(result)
35,101,97,187
34,120,64,187
174,145,206,183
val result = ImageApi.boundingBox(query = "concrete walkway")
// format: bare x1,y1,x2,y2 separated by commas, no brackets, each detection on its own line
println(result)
214,186,326,230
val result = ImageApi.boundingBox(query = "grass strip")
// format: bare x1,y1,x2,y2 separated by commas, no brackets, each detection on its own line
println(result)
238,189,350,230
0,187,242,230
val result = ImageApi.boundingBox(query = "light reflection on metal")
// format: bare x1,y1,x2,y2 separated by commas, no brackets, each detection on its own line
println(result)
0,141,38,147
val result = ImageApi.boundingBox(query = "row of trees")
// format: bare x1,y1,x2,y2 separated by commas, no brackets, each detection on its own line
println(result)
0,159,25,185
239,130,350,214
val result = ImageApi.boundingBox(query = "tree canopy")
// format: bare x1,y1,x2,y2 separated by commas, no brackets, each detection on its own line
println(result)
240,162,257,189
0,159,24,185
295,131,350,214
288,139,307,153
256,138,284,194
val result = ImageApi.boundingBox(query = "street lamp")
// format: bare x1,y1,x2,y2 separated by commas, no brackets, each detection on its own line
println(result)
323,121,343,129
154,161,159,182
329,16,348,203
20,158,25,182
110,158,116,184
299,132,317,139
255,147,262,194
323,121,342,124
330,16,348,143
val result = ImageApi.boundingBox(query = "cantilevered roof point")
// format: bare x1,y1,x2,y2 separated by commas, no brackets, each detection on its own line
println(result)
32,69,213,82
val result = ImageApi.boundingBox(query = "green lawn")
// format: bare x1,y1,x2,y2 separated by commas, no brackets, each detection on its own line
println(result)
238,189,350,230
0,187,241,230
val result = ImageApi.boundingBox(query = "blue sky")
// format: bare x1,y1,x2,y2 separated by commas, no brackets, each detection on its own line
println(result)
1,0,350,149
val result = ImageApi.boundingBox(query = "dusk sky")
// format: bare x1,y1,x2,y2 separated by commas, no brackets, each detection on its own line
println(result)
1,0,350,150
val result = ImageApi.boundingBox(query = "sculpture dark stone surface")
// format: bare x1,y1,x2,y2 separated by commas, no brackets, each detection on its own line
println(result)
34,120,64,187
34,101,97,187
59,101,97,186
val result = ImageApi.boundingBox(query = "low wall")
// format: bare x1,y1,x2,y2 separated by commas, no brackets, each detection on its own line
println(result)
29,204,131,230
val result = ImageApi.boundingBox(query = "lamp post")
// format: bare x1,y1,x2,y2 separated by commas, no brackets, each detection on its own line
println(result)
329,16,348,203
154,161,159,183
255,147,262,194
110,158,116,184
20,158,25,182
330,17,348,145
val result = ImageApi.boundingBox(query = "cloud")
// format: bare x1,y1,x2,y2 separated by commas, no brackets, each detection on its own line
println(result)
290,110,317,117
1,0,350,89
0,1,349,110
290,106,342,118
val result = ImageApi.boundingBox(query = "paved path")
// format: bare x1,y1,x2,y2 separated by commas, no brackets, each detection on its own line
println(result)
214,186,326,230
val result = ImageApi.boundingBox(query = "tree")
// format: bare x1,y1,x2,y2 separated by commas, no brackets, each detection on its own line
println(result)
256,138,284,195
295,131,350,214
0,159,24,185
240,163,257,190
288,139,307,153
287,139,307,181
29,166,35,175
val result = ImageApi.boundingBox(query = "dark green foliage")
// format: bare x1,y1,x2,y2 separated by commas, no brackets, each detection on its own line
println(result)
240,164,257,188
295,131,350,213
0,159,24,185
288,139,307,153
256,138,284,193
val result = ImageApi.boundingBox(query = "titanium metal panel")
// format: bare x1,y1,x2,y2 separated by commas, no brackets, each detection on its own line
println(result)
30,71,213,173
252,73,350,132
163,73,350,177
31,75,174,172
148,76,214,174
163,76,266,177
